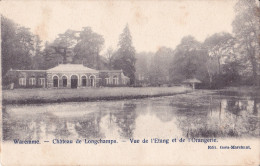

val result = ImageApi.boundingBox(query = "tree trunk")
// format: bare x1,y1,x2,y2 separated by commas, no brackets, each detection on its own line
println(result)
63,48,67,64
251,56,258,86
217,57,221,74
109,59,111,70
249,49,258,86
206,63,212,88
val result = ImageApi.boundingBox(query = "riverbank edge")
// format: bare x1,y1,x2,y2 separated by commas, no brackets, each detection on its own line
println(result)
2,90,192,105
217,86,260,95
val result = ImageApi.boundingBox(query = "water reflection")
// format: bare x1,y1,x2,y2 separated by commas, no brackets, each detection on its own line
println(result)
2,90,260,142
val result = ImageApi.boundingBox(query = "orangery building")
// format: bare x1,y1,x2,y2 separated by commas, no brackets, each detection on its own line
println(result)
7,64,130,88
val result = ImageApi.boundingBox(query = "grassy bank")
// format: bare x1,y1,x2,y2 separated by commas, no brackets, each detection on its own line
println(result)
2,86,192,105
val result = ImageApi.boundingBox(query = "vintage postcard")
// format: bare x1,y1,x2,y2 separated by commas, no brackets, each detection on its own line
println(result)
0,0,259,165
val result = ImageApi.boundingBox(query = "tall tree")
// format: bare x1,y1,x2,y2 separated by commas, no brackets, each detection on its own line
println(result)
1,16,18,75
232,0,260,85
169,36,209,83
42,42,63,69
51,29,78,64
1,16,34,76
15,27,34,70
73,27,104,69
42,27,104,69
42,30,78,68
135,52,153,84
149,47,174,85
113,24,136,84
204,32,235,74
105,47,114,70
32,35,44,69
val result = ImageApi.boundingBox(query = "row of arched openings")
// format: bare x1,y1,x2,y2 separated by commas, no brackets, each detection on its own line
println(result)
105,76,118,85
53,75,95,88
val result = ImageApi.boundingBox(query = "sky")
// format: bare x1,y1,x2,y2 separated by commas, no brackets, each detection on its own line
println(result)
0,0,237,54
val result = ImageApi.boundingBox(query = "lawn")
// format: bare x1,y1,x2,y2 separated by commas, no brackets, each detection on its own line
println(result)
2,86,192,104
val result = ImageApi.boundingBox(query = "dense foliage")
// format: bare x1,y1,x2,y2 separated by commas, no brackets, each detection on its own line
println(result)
2,0,259,88
1,16,35,75
112,25,136,85
134,0,259,88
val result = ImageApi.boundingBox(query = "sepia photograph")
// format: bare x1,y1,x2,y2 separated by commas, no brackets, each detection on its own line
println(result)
0,0,259,165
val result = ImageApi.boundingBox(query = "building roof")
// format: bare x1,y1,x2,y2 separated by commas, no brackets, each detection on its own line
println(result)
99,70,123,73
47,64,98,73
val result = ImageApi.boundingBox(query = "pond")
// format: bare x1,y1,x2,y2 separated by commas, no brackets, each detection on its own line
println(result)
2,90,259,142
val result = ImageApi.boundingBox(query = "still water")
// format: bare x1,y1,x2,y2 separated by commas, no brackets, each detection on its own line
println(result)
2,90,259,141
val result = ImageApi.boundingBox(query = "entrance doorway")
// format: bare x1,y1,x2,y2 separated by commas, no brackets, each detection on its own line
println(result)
81,76,87,87
71,75,78,89
62,76,67,87
53,76,58,87
90,75,95,87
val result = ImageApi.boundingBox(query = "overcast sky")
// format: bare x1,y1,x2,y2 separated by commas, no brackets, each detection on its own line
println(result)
0,0,237,54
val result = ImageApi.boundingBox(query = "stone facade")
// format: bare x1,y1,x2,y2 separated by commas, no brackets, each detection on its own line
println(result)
46,72,100,88
7,64,130,89
99,70,128,86
6,70,47,88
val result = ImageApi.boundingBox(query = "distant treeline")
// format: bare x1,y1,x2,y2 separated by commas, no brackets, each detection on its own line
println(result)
1,0,259,88
1,17,136,84
135,0,260,88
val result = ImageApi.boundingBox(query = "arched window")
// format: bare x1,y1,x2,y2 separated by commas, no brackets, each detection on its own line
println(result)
90,75,95,87
38,78,45,87
53,76,59,88
19,78,26,86
113,76,118,85
81,76,87,87
29,77,36,85
62,76,67,87
105,78,109,85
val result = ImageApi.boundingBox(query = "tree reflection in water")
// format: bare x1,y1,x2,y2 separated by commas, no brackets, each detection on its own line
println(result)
112,103,137,139
173,91,259,138
2,90,259,142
